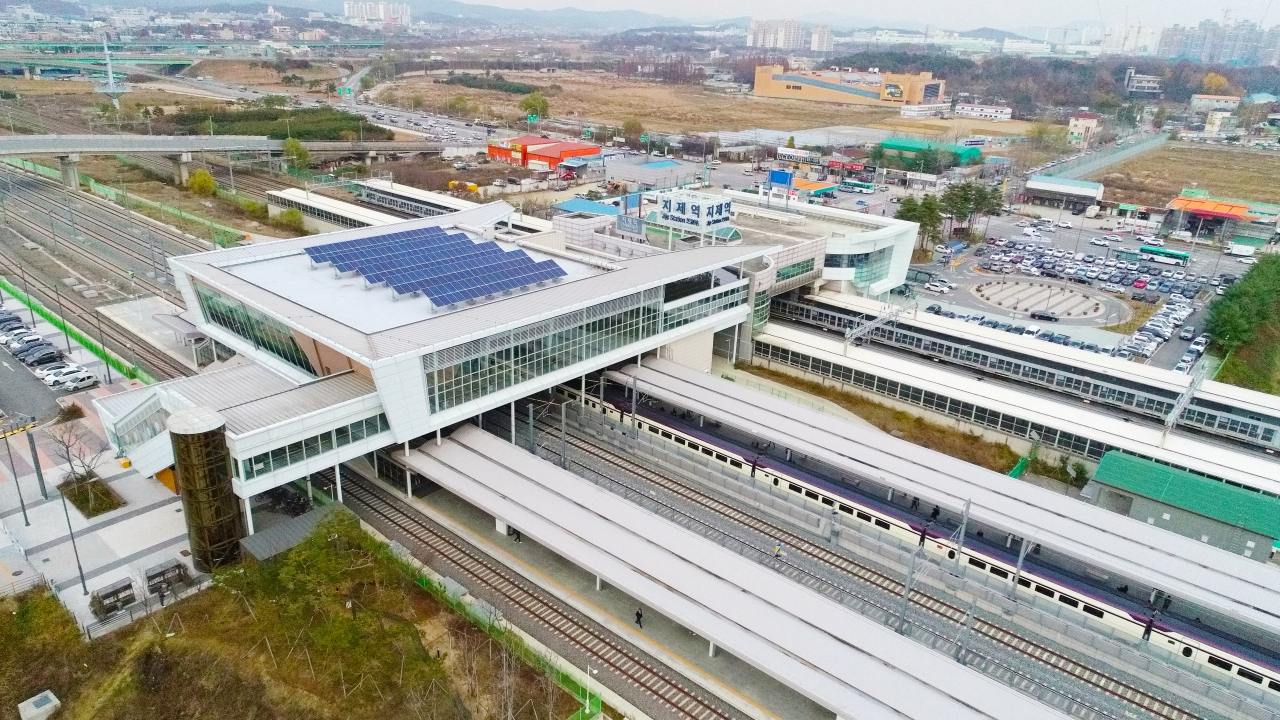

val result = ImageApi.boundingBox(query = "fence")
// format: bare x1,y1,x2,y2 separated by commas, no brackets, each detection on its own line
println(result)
1042,133,1169,180
0,571,48,598
0,276,155,383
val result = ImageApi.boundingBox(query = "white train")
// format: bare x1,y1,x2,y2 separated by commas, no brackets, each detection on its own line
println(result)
559,384,1280,697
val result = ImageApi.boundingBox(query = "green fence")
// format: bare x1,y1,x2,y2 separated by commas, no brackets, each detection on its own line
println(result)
1007,456,1029,478
0,275,156,384
2,157,246,248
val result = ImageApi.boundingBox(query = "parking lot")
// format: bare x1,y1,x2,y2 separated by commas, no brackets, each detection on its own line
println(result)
915,227,1251,372
0,289,110,423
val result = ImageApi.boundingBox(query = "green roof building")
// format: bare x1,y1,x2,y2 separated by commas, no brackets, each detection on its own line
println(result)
1087,451,1280,562
878,138,983,164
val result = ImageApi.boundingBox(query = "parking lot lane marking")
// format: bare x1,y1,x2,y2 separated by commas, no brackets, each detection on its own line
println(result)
1,362,11,372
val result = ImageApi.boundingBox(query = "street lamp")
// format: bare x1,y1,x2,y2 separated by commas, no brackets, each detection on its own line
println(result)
584,665,599,715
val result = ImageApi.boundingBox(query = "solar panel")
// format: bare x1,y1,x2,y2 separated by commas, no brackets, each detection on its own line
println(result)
303,227,567,307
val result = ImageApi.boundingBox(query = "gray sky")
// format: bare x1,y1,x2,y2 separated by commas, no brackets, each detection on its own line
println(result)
462,0,1278,30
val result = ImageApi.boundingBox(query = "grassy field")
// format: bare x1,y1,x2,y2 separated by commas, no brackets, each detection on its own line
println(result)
0,511,575,719
1088,144,1280,207
184,59,346,91
1215,319,1280,394
385,69,896,133
739,363,1021,473
1101,300,1158,335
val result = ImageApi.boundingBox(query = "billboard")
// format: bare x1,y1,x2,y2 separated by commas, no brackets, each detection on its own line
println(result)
776,148,820,163
656,190,733,232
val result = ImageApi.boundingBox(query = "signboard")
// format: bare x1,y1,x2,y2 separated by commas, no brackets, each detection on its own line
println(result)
768,169,794,187
656,190,732,232
640,135,648,143
826,160,867,171
527,114,539,123
616,215,644,235
776,147,820,163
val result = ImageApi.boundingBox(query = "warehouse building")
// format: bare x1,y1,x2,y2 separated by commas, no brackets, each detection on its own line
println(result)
487,135,600,171
752,65,945,107
878,138,982,165
1021,175,1104,213
1084,451,1280,561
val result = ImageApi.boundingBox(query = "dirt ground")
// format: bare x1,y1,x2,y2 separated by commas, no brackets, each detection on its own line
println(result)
183,59,346,93
868,115,1035,139
27,155,302,239
1088,143,1280,207
383,69,896,133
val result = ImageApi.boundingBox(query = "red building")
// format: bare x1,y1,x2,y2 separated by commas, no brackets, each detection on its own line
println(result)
488,135,599,170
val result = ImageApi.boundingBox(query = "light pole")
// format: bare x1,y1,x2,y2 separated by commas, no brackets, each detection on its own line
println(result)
584,665,598,715
2,419,29,526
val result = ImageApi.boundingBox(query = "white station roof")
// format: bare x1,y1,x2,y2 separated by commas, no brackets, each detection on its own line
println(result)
400,425,1068,720
611,358,1280,642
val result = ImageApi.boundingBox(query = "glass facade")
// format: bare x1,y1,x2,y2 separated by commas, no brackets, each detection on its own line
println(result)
424,289,664,413
776,258,815,281
752,290,771,335
193,283,317,375
824,247,893,285
663,283,747,332
107,396,170,455
240,413,390,480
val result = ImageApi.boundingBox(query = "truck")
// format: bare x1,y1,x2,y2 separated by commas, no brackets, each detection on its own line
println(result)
1084,205,1101,218
1225,243,1257,257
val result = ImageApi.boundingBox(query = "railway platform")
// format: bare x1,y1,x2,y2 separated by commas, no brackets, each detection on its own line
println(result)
377,424,1068,720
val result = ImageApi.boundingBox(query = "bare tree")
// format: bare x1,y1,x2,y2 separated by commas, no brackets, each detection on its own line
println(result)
44,421,108,482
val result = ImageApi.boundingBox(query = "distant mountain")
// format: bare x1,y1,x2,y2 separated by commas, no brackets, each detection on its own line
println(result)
139,0,676,30
961,27,1032,41
409,0,680,30
25,0,86,17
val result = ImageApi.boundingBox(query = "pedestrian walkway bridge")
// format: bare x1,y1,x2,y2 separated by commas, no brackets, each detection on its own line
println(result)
0,134,445,157
395,424,1067,720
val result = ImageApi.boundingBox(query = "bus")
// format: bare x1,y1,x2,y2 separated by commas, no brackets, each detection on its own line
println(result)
839,179,875,194
1140,246,1190,266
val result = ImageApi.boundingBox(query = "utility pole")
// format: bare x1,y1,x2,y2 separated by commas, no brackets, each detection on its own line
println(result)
2,423,29,526
61,485,88,595
25,421,46,499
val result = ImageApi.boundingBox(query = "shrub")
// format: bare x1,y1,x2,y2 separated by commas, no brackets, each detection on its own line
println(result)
187,169,217,196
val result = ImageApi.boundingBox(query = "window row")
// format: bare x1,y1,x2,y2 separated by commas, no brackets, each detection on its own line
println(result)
424,293,664,413
775,258,816,282
240,413,390,480
662,284,747,332
270,195,376,229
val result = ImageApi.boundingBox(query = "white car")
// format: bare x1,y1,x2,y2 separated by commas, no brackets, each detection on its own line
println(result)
48,370,93,388
1145,237,1166,246
1057,221,1072,228
40,365,83,383
922,282,951,294
34,362,76,379
55,373,98,391
1015,220,1031,227
1239,257,1257,265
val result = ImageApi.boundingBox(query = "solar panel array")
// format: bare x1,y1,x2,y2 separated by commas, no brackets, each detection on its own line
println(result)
304,227,566,307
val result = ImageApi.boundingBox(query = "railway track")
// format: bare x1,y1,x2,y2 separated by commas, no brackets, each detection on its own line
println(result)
0,169,189,302
528,406,1205,720
0,248,191,380
341,476,741,720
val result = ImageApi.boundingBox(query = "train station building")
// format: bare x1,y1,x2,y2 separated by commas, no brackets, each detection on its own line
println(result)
94,200,771,544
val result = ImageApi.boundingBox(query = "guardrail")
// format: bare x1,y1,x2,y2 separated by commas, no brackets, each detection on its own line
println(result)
1040,134,1169,180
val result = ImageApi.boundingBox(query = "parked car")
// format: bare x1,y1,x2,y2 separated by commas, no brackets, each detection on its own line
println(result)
52,372,97,391
23,348,62,367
